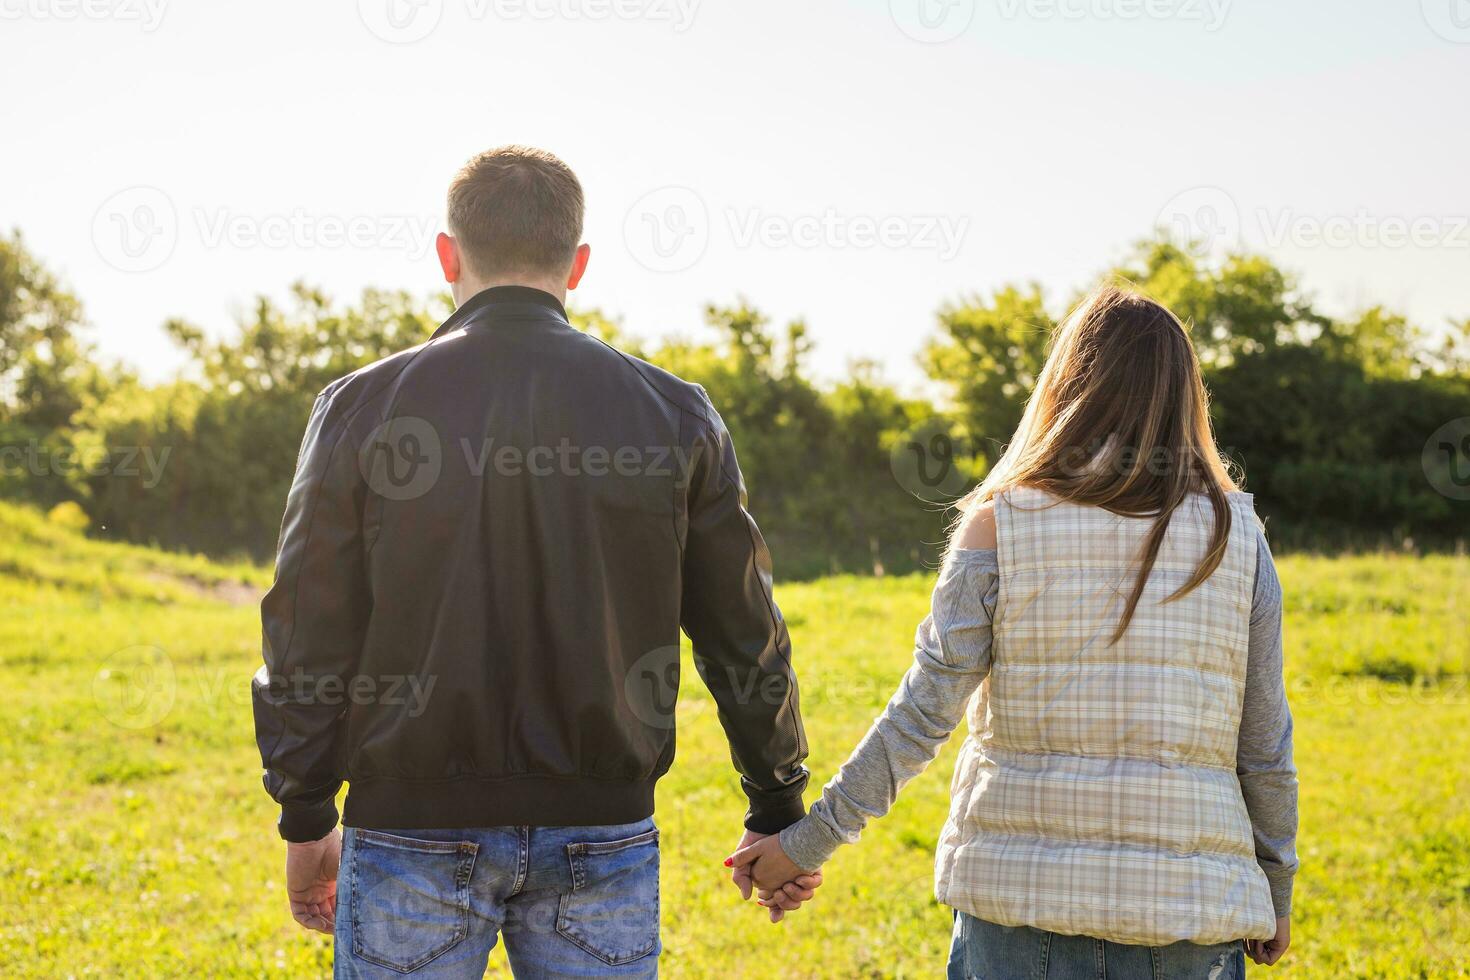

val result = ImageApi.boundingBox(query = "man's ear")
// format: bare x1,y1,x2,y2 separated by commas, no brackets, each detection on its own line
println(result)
566,243,591,290
436,232,461,284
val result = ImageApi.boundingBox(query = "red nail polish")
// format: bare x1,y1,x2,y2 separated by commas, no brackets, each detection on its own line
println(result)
723,858,733,867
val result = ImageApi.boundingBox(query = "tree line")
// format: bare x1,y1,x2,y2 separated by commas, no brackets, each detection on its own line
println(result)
2,230,1466,578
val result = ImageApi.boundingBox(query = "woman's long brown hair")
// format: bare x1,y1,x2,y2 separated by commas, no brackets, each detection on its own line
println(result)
959,284,1240,642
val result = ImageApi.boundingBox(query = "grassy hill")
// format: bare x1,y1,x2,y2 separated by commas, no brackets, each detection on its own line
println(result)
0,501,1467,977
0,502,269,605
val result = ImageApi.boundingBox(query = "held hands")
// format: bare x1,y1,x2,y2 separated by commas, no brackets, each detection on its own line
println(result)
285,828,342,934
726,831,822,923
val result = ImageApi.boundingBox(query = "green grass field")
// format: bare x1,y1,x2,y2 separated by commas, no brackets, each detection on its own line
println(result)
1,500,1467,978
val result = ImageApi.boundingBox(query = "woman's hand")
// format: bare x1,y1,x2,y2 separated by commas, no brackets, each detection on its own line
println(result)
756,872,823,923
727,829,768,901
728,832,807,890
1247,916,1291,966
726,834,823,922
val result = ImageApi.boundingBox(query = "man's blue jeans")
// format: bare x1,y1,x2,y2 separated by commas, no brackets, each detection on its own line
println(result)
947,911,1246,980
334,819,660,978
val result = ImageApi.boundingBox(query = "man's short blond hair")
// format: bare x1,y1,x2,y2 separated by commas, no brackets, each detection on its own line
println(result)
446,146,584,279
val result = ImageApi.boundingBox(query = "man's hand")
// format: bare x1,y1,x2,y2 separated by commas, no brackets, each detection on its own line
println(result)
727,829,768,902
285,828,341,934
1247,916,1291,966
727,833,822,922
755,872,822,923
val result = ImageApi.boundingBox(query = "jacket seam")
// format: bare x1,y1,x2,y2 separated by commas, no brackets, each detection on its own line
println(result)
593,351,805,781
586,335,700,563
261,339,443,782
694,393,806,768
260,391,331,781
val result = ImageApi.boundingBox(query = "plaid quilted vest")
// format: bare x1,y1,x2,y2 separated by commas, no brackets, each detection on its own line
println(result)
934,486,1277,946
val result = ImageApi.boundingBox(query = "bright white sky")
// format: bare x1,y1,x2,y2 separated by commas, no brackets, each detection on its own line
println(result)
3,0,1467,389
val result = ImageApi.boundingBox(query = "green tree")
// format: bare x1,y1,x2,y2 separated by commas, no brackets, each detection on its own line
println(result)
0,230,104,432
922,235,1470,547
7,227,1465,565
1325,307,1427,379
0,232,122,508
1433,318,1470,376
921,283,1053,454
639,303,948,576
79,285,444,556
1105,241,1324,365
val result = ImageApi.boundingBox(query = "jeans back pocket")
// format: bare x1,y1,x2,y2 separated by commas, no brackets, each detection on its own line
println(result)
349,829,478,973
556,828,660,966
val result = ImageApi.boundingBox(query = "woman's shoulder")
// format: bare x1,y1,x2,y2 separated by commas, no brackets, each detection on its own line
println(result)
952,501,998,551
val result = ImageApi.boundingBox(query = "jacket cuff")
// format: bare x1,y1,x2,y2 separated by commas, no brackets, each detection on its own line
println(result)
779,816,843,871
1267,872,1294,919
278,800,339,843
742,780,808,834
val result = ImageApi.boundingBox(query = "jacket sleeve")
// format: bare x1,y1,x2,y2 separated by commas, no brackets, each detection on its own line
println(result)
252,389,372,843
679,391,809,834
780,553,997,870
1238,528,1299,917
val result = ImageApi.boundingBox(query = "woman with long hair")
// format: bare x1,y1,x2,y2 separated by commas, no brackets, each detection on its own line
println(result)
731,286,1298,978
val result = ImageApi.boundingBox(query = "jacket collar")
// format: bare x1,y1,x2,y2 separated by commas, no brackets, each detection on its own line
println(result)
431,285,569,340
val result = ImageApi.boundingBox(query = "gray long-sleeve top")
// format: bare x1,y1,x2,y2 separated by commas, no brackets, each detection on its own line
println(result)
780,526,1299,917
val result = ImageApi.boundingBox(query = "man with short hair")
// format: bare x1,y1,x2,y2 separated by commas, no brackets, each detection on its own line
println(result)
252,146,818,978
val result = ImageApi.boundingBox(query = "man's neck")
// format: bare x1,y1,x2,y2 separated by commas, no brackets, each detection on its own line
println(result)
454,277,565,308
